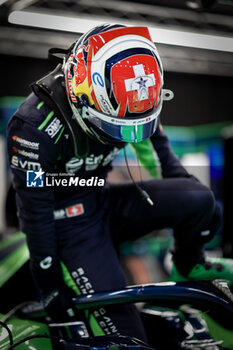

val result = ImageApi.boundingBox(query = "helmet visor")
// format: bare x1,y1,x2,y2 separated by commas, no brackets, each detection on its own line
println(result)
74,99,162,143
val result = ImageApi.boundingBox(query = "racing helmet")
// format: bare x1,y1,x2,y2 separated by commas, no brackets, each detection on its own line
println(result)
64,24,172,144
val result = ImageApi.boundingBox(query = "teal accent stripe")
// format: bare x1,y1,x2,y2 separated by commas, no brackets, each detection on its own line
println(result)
38,111,54,130
130,139,158,178
54,126,65,144
37,101,44,110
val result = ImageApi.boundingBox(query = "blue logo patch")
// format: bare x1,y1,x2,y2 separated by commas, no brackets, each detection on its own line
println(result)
92,72,104,87
26,169,44,187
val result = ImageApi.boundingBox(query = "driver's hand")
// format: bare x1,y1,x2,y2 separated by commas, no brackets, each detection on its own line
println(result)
43,284,77,322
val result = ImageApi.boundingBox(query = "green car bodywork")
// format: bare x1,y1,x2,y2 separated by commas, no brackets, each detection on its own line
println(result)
0,314,51,350
0,233,233,349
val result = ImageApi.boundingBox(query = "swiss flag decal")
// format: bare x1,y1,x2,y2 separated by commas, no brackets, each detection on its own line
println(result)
66,204,84,217
111,56,160,116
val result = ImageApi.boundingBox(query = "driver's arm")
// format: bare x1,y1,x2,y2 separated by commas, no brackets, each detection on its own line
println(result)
7,113,63,293
150,119,191,179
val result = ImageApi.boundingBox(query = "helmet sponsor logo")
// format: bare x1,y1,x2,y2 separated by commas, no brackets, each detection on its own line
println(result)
72,77,94,105
45,117,63,138
92,72,104,87
68,79,77,103
66,54,78,103
99,95,114,115
67,54,74,79
12,135,39,150
66,46,92,105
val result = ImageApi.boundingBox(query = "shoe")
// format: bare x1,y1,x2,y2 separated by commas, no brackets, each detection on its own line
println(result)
170,257,233,286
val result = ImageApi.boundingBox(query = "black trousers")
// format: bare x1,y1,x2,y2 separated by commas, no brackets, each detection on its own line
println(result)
55,177,215,341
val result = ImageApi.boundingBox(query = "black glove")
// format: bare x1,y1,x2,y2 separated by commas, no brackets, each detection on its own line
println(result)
43,284,77,322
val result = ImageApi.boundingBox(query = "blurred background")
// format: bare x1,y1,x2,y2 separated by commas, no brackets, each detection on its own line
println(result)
0,0,233,284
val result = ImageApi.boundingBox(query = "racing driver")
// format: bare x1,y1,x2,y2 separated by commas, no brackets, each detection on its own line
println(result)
7,24,233,341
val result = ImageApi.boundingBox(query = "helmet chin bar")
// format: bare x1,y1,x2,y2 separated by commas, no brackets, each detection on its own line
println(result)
70,88,173,144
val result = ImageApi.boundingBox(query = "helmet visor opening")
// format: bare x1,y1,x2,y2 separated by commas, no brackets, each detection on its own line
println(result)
78,99,162,143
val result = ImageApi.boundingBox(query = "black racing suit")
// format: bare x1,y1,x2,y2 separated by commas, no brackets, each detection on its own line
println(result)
7,92,215,340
